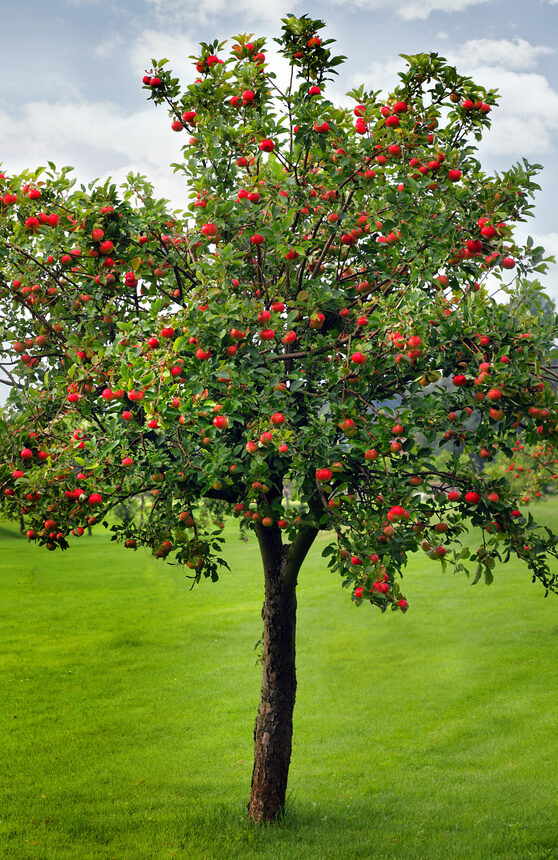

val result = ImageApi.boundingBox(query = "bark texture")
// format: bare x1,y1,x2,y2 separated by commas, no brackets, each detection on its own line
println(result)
248,522,318,823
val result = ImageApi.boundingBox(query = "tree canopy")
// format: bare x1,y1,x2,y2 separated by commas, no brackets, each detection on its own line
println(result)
1,13,558,608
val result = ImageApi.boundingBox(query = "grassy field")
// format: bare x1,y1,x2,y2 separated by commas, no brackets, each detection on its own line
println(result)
1,503,557,860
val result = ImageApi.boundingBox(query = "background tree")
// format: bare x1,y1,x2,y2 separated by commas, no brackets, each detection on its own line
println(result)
489,439,558,505
1,14,558,823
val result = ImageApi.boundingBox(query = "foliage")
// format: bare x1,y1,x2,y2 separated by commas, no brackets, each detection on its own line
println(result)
1,14,558,607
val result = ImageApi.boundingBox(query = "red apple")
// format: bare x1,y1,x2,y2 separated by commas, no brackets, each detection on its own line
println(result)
201,223,218,238
465,491,480,505
487,388,502,401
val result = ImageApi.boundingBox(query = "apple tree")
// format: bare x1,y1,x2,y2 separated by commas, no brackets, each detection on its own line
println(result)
1,14,558,823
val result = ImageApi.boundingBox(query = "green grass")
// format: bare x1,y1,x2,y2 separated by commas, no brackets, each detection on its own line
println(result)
1,503,558,860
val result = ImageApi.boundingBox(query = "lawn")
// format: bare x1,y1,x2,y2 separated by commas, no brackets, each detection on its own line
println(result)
1,502,557,859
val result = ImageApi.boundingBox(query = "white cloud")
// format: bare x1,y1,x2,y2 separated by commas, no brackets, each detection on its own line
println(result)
130,29,199,81
330,0,489,20
452,38,554,71
347,57,403,99
0,100,176,164
455,66,558,159
146,0,299,27
91,33,124,60
0,99,188,209
446,41,558,160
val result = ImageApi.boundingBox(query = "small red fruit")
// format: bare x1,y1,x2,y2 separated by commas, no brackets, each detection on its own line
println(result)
259,139,275,153
201,223,218,238
313,121,329,134
487,388,502,401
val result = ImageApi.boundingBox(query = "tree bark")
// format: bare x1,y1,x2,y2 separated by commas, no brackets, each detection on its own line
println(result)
248,521,318,823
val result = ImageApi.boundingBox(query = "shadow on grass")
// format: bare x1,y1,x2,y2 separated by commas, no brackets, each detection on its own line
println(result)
0,521,24,540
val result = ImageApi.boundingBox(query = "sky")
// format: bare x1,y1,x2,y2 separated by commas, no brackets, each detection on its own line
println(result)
2,0,558,295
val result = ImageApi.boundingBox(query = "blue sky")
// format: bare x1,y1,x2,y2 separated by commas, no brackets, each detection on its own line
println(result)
3,0,558,293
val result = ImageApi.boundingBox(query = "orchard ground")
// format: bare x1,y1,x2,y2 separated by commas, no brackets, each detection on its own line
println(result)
1,503,557,860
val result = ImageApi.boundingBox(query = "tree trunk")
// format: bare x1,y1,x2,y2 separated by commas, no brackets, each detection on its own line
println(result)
248,521,318,823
